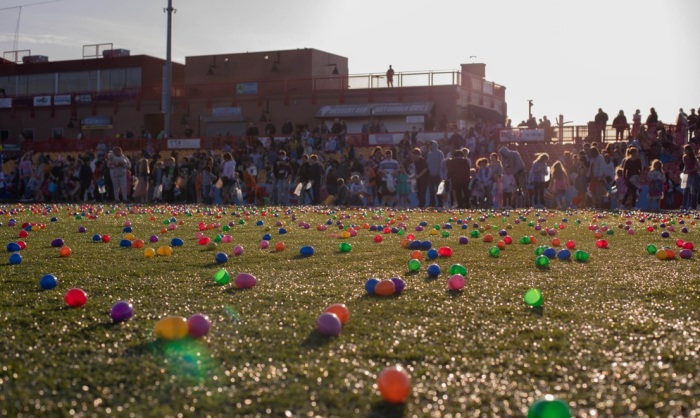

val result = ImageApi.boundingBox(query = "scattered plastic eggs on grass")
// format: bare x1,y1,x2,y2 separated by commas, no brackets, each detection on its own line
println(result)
234,273,257,289
377,366,412,404
187,314,211,338
39,274,58,290
448,274,466,290
316,312,342,337
65,288,87,308
110,301,134,323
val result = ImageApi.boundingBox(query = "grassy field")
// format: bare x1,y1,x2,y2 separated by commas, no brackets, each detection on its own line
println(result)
0,204,698,417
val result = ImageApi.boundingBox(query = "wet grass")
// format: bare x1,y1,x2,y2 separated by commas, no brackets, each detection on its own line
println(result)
0,204,699,417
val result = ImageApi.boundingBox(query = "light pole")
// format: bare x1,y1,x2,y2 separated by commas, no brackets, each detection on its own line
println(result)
527,99,533,122
163,0,175,138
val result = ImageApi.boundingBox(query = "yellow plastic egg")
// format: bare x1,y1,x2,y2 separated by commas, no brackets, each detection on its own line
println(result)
153,316,188,340
144,248,156,258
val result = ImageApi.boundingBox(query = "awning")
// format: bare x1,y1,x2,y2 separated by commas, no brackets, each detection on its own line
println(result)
316,102,434,118
467,105,503,122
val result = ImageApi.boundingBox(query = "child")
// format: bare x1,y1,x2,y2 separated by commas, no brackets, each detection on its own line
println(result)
550,161,569,209
348,174,366,206
335,178,349,206
615,168,627,209
475,158,492,208
502,173,515,209
396,165,410,207
647,159,665,212
573,165,589,208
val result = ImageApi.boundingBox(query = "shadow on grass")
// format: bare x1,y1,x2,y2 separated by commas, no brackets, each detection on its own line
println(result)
223,286,254,294
527,306,545,316
301,330,335,349
446,289,463,297
367,401,406,417
404,271,419,277
423,275,439,283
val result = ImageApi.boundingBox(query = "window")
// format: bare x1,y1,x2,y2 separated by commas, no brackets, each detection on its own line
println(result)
0,130,9,141
58,71,99,93
52,128,63,140
27,73,55,95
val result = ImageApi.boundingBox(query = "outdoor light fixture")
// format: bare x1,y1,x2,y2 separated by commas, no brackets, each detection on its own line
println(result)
267,52,281,72
328,64,339,75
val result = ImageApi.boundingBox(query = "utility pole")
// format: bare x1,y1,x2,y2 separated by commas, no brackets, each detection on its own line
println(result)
162,0,175,138
527,99,533,122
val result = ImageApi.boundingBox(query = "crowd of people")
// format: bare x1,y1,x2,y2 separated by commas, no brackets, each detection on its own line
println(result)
2,106,699,211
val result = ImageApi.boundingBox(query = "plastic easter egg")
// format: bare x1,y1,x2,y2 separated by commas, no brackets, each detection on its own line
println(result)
149,235,158,243
535,255,550,268
661,231,670,238
234,273,257,289
132,239,145,249
110,301,134,323
374,279,396,296
427,248,439,260
6,242,20,252
679,249,693,259
448,264,467,276
65,288,88,308
408,259,421,272
51,238,65,248
58,246,72,257
596,239,608,249
551,238,561,247
187,314,212,338
496,240,507,250
426,263,441,277
365,278,379,294
125,233,136,242
534,246,546,256
316,312,342,337
565,240,575,249
391,277,405,295
123,226,133,233
39,274,58,290
374,235,383,243
214,268,230,285
299,245,315,257
119,239,132,248
154,316,189,340
646,244,658,255
215,252,228,264
9,253,22,265
259,240,270,249
504,236,513,245
324,304,350,325
656,250,667,260
91,234,101,242
157,246,173,256
102,235,111,243
437,246,453,257
339,242,352,253
144,247,156,258
527,395,571,418
275,242,285,252
519,236,531,245
410,250,423,261
233,245,244,256
665,249,676,259
170,238,184,247
448,274,466,290
543,247,557,259
378,365,411,403
683,242,694,250
420,241,433,250
458,236,469,245
556,249,571,260
198,237,211,246
18,230,28,238
574,250,590,262
524,288,543,307
489,246,501,257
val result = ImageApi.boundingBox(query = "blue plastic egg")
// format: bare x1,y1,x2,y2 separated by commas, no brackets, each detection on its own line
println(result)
299,246,315,257
40,274,58,290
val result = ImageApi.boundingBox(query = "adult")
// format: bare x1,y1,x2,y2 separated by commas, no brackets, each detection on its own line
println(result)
588,147,607,208
631,109,642,138
530,153,549,208
621,147,642,209
682,145,698,209
386,65,395,88
498,146,527,207
426,141,445,207
273,150,291,205
411,148,429,208
308,154,325,204
221,153,237,204
378,149,400,206
18,153,33,200
446,150,471,208
612,110,628,141
489,153,503,209
646,108,658,139
594,108,609,142
109,147,131,203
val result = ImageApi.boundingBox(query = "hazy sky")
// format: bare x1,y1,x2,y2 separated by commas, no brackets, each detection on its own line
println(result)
1,0,698,126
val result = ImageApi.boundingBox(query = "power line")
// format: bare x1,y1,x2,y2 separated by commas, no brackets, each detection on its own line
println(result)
0,0,64,12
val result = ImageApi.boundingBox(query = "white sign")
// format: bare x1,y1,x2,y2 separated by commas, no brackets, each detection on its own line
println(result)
54,95,71,106
369,133,401,145
167,138,201,149
499,128,545,142
0,98,11,108
33,96,51,107
406,115,424,124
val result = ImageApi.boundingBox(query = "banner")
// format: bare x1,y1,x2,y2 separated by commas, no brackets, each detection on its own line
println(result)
167,138,201,149
0,98,11,108
369,133,401,145
236,82,258,95
33,96,51,107
54,95,71,106
499,128,544,142
75,94,92,104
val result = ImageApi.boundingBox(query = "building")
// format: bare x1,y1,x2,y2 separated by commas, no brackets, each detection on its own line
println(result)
0,46,506,152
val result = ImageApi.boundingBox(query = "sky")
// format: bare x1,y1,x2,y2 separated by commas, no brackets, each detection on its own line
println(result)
1,0,698,126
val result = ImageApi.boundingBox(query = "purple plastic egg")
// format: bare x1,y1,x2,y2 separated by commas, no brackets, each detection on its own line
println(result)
391,277,405,295
234,273,257,289
51,238,64,248
187,314,212,338
110,301,134,322
679,249,693,259
316,312,342,336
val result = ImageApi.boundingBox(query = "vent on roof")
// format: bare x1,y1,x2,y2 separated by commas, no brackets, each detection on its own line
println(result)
103,49,130,58
22,55,49,64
